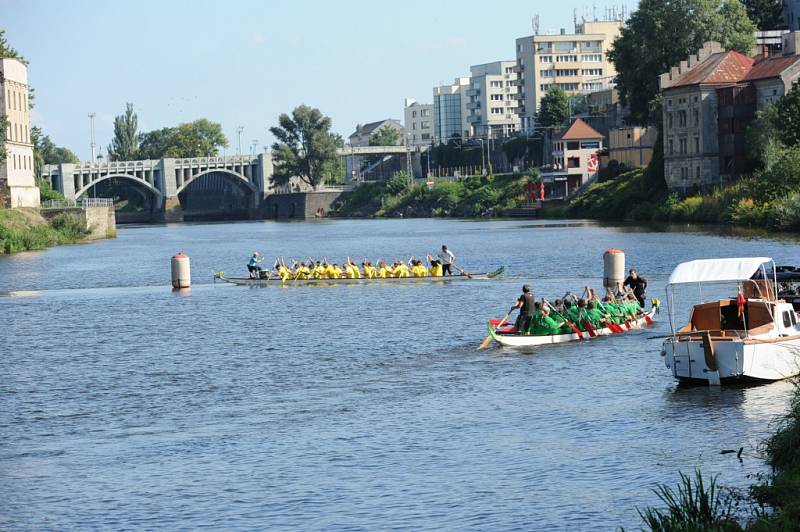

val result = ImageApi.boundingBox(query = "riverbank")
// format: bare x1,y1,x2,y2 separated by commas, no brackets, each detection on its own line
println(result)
635,383,800,530
333,173,528,218
0,208,90,254
542,168,800,232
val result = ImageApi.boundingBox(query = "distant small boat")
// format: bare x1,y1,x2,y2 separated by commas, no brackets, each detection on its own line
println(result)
662,257,800,385
487,305,658,348
213,266,504,287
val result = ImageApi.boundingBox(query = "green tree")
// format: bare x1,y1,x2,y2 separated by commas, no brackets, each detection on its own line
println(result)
137,127,173,160
270,105,339,188
742,0,785,30
0,29,25,63
609,0,756,125
31,126,79,179
322,132,345,183
0,116,7,160
368,126,401,146
537,87,570,128
135,120,228,159
164,119,227,158
108,103,139,161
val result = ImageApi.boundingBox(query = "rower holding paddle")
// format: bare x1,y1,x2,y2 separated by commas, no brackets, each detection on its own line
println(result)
247,252,263,278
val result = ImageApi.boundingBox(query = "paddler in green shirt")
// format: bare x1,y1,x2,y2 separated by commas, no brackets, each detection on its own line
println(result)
585,300,607,329
532,306,565,336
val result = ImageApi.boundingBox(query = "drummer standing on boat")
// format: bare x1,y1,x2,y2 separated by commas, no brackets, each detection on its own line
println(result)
513,285,535,334
623,269,648,307
437,245,456,276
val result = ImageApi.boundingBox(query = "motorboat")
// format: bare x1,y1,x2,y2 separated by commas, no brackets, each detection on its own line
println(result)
662,257,800,385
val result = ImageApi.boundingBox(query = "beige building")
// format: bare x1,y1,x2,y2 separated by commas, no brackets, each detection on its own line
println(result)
348,119,404,148
432,77,471,142
0,58,39,208
543,118,603,197
608,127,657,168
403,98,433,147
466,61,521,137
515,19,622,132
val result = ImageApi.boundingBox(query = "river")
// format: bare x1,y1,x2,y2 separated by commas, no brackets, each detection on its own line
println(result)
1,218,798,530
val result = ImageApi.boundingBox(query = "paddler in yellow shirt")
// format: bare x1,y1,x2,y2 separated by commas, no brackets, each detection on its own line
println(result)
377,260,390,278
426,255,444,276
394,261,409,278
410,259,428,277
362,259,377,279
345,257,362,279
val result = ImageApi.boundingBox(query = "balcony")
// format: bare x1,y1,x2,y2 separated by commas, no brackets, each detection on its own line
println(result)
466,88,480,96
466,101,481,110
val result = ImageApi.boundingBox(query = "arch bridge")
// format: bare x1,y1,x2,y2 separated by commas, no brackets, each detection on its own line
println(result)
44,154,272,222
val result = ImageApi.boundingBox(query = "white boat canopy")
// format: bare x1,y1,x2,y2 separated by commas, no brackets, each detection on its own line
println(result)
667,257,773,285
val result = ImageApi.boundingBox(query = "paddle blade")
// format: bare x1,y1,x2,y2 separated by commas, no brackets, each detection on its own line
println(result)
487,266,505,278
644,314,655,325
583,322,597,337
478,335,493,350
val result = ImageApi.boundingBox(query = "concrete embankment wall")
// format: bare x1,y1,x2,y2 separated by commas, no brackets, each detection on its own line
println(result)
40,206,117,240
259,191,345,219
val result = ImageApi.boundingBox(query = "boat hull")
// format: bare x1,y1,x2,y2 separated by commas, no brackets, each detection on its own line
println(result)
663,335,800,383
215,271,500,287
489,308,657,347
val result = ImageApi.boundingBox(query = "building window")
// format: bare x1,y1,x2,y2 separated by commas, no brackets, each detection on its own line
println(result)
669,138,674,155
505,80,514,87
540,69,555,77
558,83,579,91
412,123,417,130
556,55,578,63
667,98,673,107
692,108,699,126
694,137,699,153
678,110,687,127
679,138,687,154
491,94,504,101
567,157,580,168
556,69,579,77
539,56,553,63
566,141,580,150
421,122,430,129
421,133,430,140
696,166,700,179
491,107,503,114
504,66,514,74
581,141,600,149
421,109,430,117
667,113,673,129
582,69,603,76
412,111,417,118
581,54,603,62
490,81,502,88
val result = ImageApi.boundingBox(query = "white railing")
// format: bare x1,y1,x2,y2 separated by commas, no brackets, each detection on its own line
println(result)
41,198,114,209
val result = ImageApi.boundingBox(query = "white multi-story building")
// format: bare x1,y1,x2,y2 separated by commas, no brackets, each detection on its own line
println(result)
403,98,433,147
432,77,471,143
466,61,521,137
515,19,622,132
0,58,39,208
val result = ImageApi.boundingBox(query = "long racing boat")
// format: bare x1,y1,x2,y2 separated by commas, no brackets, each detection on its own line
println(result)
487,303,658,348
214,266,504,287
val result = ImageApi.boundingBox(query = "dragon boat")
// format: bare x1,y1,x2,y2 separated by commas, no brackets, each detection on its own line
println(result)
214,266,504,287
486,302,658,348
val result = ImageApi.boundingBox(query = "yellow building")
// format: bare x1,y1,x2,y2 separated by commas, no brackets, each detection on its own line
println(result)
1,57,39,208
608,127,657,168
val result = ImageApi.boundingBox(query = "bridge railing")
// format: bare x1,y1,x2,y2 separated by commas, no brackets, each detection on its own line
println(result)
41,198,114,209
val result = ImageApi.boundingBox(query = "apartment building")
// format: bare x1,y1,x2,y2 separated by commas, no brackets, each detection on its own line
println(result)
465,61,521,137
515,19,622,132
660,40,800,193
432,77,471,142
403,98,433,147
0,57,39,208
348,119,404,147
608,127,657,168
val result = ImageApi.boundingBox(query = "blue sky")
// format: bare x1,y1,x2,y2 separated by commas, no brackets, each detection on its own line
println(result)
4,0,636,160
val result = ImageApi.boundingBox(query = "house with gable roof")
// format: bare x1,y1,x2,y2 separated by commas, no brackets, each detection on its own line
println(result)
543,117,604,198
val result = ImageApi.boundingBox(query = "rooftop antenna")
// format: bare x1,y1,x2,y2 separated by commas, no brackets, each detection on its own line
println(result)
593,4,597,21
573,8,577,28
532,14,540,35
88,112,96,161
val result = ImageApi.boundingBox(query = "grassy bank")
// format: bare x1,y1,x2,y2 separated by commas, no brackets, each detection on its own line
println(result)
0,208,89,254
333,173,529,218
544,167,800,232
633,384,800,530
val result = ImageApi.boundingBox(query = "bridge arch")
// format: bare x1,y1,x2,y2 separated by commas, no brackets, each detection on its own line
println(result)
175,168,257,196
75,173,163,201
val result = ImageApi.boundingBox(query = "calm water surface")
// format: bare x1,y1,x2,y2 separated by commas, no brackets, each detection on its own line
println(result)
1,219,799,530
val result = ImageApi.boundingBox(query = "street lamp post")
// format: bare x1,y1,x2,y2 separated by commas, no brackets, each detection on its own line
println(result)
477,138,486,176
236,126,244,156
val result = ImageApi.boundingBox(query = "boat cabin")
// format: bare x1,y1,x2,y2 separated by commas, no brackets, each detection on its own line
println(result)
678,298,786,337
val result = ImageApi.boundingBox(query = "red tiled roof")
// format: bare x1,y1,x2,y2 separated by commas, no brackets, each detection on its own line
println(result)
669,51,754,88
557,118,603,140
743,55,800,81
